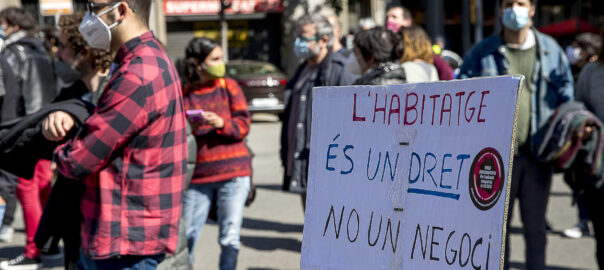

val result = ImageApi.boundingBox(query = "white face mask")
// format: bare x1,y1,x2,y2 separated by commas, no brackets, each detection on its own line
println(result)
78,3,120,50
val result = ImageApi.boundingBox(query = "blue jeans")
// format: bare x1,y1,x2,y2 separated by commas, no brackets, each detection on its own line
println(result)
77,251,164,270
183,176,250,270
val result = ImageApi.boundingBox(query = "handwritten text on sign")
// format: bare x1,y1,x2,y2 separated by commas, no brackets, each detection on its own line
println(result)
300,76,521,270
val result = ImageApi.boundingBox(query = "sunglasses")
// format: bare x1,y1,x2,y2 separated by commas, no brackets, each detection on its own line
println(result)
86,2,121,14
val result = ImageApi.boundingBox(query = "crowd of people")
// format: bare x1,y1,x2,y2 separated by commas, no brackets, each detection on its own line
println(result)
0,0,601,269
281,0,604,270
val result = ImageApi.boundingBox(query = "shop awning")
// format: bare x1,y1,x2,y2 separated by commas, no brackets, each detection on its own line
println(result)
163,0,282,16
538,18,599,36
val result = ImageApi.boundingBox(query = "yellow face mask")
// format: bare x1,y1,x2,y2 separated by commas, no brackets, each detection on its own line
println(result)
203,63,226,79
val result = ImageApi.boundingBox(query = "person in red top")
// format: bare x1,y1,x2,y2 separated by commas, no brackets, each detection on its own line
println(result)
47,0,187,269
181,37,251,270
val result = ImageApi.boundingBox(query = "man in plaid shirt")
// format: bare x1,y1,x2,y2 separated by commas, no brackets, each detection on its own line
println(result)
47,0,187,268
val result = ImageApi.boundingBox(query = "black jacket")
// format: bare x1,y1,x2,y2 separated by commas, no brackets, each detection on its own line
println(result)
353,62,407,86
0,53,21,123
0,99,92,179
2,32,57,123
280,52,357,193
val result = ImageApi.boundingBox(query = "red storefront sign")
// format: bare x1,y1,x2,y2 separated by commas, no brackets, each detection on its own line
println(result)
163,0,282,15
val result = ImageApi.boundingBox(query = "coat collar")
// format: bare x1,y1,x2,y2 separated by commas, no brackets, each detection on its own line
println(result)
485,27,549,56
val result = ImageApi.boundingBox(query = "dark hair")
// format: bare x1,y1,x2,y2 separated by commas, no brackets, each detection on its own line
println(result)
385,2,413,21
183,37,219,83
59,12,113,72
125,0,151,27
0,7,37,33
354,27,400,64
575,32,602,58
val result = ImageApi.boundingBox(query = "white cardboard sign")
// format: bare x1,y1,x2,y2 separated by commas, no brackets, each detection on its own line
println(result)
301,76,522,270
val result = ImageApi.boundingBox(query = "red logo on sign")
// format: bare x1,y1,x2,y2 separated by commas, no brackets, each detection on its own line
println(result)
468,147,505,211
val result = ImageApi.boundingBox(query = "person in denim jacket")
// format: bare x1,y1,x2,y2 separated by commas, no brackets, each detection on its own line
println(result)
459,0,573,269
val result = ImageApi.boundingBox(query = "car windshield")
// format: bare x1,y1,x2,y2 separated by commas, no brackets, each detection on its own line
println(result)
227,63,280,77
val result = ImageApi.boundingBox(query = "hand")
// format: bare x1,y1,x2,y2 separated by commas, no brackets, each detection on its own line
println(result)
42,111,75,142
582,125,594,141
203,111,224,129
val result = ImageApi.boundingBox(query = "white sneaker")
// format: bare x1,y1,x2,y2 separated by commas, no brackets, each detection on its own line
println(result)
563,223,589,239
0,225,14,243
0,254,42,270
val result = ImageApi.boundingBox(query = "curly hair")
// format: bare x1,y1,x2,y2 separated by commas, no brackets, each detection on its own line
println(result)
398,25,433,64
59,12,113,72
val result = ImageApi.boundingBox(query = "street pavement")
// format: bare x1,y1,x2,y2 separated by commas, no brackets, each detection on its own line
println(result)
0,116,599,269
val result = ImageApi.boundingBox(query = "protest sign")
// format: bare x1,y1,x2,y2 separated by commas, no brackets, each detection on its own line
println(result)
300,76,522,270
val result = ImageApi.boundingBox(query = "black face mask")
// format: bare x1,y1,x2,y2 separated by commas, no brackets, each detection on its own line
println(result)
54,58,81,84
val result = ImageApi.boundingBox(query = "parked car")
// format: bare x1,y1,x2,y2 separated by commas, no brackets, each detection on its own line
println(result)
226,60,286,113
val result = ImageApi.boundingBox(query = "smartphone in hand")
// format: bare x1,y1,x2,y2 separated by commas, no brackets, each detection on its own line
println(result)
186,109,205,124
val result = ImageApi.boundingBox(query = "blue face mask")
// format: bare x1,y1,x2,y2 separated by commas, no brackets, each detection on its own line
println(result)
294,37,312,59
502,6,530,31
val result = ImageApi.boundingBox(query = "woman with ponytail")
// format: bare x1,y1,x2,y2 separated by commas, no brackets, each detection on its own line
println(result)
181,37,251,270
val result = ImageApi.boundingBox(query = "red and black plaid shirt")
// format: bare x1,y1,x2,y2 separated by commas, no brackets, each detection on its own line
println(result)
53,31,187,259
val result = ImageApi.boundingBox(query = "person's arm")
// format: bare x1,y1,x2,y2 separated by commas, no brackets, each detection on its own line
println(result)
554,45,575,102
53,72,149,179
213,78,250,141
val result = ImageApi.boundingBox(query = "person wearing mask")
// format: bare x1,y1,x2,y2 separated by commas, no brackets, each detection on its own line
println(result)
281,13,357,208
566,32,601,82
0,52,19,246
574,27,604,268
385,2,412,33
0,7,57,269
0,13,114,270
562,32,601,240
49,0,188,269
460,0,574,269
353,27,406,85
35,13,192,270
181,37,251,270
398,25,439,83
0,7,57,119
385,2,454,81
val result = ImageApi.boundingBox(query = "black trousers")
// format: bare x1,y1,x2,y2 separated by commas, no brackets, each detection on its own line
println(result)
585,187,604,269
504,153,553,270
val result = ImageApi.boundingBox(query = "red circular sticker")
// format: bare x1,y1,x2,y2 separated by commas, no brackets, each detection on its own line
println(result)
468,147,505,211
